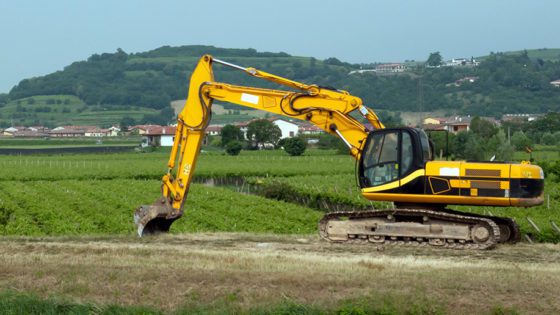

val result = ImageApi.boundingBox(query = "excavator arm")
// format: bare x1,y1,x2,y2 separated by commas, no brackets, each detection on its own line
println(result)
134,55,384,236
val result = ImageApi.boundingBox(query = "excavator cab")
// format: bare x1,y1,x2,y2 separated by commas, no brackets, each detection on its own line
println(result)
359,127,430,190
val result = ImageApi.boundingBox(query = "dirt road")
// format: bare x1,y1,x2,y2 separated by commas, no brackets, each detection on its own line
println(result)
0,233,559,313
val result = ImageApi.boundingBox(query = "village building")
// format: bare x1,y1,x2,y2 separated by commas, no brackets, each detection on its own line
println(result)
107,126,121,136
13,130,49,137
141,126,177,147
451,76,479,87
272,118,299,138
1,126,51,137
206,125,223,136
442,116,472,133
444,58,480,67
234,118,301,140
84,127,110,137
129,125,162,135
375,63,408,73
501,113,542,122
423,117,446,125
550,80,560,88
297,123,323,135
49,129,86,137
2,127,21,136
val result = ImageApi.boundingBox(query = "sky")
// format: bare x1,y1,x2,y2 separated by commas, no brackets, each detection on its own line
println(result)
0,0,559,93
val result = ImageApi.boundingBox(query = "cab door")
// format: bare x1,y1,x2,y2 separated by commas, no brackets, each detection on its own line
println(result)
359,128,422,192
360,130,401,189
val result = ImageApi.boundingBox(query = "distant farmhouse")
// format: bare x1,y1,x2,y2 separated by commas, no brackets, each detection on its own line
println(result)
423,116,499,134
444,57,480,67
349,63,408,75
374,63,408,73
1,125,120,138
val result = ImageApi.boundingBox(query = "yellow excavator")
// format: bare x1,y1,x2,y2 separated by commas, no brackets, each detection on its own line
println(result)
134,55,544,249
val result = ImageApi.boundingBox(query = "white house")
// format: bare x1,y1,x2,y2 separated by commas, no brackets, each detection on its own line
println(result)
272,119,299,138
375,63,408,73
84,128,109,137
141,126,177,147
108,126,121,136
206,125,223,136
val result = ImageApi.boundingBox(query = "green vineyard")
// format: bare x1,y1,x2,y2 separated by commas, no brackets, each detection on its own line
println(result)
0,149,559,241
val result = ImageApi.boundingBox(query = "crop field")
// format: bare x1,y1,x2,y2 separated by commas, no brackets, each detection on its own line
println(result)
0,148,559,314
1,95,159,126
0,149,559,239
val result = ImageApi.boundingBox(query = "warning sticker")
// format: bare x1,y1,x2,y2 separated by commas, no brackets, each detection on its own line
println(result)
241,93,259,105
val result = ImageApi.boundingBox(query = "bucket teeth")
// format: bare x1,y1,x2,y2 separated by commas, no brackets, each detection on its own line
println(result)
133,199,182,237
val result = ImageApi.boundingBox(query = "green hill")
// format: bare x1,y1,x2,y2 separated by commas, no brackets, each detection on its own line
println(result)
478,48,560,62
1,45,560,128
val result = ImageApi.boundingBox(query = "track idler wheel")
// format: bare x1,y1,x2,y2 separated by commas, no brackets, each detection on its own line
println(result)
471,224,492,243
133,198,183,237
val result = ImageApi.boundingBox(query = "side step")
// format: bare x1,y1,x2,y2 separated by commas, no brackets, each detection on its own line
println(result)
319,209,500,250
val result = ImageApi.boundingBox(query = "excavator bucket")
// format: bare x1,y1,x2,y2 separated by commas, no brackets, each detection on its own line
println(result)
133,198,183,237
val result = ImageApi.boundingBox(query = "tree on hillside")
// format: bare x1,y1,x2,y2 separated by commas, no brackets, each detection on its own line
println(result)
120,116,136,132
511,131,532,150
528,112,560,134
0,93,9,106
487,129,514,161
464,134,486,160
470,117,498,139
426,52,443,67
452,131,470,159
220,124,244,147
246,119,281,149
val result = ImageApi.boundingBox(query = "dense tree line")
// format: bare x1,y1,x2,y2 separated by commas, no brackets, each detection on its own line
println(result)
6,46,560,117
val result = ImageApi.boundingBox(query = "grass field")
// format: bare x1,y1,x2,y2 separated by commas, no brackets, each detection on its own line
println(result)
0,234,559,314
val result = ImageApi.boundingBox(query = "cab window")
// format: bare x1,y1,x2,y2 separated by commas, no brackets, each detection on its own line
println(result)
361,129,418,187
401,132,414,175
418,129,432,162
362,131,399,186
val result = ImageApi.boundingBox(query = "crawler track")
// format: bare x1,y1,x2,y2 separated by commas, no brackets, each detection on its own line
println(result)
437,208,521,244
319,208,503,250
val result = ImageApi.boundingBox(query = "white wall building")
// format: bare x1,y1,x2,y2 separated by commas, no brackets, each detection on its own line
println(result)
141,126,176,147
272,119,299,138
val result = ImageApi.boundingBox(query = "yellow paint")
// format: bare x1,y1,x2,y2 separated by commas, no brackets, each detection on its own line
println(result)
361,169,425,193
362,192,512,207
450,179,469,188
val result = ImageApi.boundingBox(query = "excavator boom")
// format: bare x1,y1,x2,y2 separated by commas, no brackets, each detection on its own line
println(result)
134,55,383,235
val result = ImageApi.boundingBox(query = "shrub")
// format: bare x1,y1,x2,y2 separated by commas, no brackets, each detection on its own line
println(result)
225,141,243,156
283,137,306,156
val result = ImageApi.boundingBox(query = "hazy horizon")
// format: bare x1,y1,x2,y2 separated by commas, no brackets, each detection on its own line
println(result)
1,0,559,93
